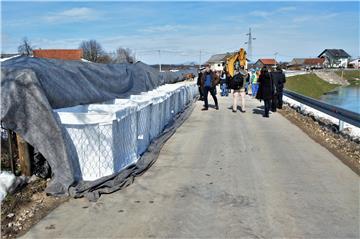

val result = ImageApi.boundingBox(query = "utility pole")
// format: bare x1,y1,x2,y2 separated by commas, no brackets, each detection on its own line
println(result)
245,28,256,62
158,50,161,72
274,52,279,68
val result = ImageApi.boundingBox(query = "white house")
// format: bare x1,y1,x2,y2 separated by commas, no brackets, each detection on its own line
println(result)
349,58,360,69
318,49,351,68
206,53,232,71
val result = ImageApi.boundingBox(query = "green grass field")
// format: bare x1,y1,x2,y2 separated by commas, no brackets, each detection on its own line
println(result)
335,70,360,86
285,73,340,99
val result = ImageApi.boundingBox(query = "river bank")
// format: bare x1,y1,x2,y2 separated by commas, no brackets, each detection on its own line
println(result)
320,85,360,113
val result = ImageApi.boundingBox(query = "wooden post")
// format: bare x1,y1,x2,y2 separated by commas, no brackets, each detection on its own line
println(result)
16,134,32,176
7,130,15,174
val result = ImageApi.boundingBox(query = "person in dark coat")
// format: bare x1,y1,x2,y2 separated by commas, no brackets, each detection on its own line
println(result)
256,66,274,117
197,70,204,101
200,65,219,110
271,66,286,109
229,69,247,112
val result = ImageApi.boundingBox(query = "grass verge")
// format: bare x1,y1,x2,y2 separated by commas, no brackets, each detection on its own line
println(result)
335,70,360,86
285,73,340,99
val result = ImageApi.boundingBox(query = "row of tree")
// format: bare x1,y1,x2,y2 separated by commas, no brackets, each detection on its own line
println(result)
17,37,136,64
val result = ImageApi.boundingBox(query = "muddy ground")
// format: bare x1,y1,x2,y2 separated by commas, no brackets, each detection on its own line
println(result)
279,105,360,175
1,178,68,239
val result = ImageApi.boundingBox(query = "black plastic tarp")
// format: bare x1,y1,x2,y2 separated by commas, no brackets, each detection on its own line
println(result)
1,56,196,196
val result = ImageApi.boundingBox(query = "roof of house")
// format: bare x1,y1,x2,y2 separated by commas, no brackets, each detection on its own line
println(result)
33,49,83,60
290,58,306,65
207,53,232,63
257,59,278,65
318,49,351,58
304,58,325,65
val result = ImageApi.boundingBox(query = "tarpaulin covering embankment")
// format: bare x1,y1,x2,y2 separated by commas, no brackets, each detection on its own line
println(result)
1,56,197,197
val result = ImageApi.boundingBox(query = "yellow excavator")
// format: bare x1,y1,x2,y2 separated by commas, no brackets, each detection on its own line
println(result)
226,48,247,77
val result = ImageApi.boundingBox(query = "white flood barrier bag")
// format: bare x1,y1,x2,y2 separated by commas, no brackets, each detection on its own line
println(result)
128,95,152,156
142,90,168,140
54,101,138,181
54,81,198,182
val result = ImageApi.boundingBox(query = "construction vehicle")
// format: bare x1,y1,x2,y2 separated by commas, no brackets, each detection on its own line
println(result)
226,48,247,77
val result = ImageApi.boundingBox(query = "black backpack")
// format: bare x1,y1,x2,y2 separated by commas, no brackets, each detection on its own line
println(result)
232,73,244,89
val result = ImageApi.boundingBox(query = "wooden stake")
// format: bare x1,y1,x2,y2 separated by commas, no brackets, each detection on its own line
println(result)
7,130,15,174
16,134,32,176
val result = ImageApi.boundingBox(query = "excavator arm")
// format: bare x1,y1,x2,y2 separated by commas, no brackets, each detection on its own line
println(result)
226,48,247,77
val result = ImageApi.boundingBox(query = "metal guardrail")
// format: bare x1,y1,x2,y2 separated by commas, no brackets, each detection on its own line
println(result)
283,89,360,128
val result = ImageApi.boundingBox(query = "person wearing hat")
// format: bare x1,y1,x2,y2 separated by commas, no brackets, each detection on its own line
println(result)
200,65,219,110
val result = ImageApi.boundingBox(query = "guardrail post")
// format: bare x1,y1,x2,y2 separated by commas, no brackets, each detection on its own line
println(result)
339,120,344,131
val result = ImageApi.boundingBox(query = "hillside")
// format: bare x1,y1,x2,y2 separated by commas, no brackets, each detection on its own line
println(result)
285,73,340,99
335,70,360,86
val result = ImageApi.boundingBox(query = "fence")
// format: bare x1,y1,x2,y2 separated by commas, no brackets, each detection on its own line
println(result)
283,89,360,130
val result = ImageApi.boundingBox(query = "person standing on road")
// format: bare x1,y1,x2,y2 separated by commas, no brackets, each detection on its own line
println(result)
200,65,219,110
251,69,259,98
220,70,228,97
271,66,286,109
230,69,246,113
270,68,279,113
244,72,250,95
256,66,274,117
197,69,204,101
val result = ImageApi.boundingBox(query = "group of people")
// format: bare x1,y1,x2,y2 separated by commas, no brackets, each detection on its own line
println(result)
196,64,286,117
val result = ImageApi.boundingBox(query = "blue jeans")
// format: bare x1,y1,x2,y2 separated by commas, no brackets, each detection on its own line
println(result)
252,83,259,97
221,83,228,96
203,86,218,109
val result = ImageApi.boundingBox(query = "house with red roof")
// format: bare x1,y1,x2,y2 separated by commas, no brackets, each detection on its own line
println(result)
33,49,83,61
254,58,278,69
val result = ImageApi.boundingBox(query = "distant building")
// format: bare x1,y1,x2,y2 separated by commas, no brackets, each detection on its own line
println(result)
206,53,232,71
33,49,83,61
254,59,278,69
318,49,351,68
289,58,305,68
1,53,19,59
349,58,360,69
288,58,325,70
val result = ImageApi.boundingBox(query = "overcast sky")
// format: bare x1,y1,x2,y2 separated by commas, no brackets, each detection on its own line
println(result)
1,1,359,64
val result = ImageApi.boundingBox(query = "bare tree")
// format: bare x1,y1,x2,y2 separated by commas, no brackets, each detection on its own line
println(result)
112,47,136,64
97,54,112,64
79,40,106,63
18,37,33,56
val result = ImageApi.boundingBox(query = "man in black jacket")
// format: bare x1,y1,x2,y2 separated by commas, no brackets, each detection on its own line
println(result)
197,69,204,101
200,65,219,110
271,66,286,109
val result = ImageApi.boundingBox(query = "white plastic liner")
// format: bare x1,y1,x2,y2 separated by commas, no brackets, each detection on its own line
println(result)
129,95,152,156
55,101,137,181
142,90,168,140
54,81,199,182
